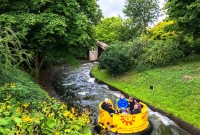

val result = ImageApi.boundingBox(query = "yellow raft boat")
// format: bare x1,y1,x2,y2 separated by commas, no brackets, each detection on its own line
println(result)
94,100,153,134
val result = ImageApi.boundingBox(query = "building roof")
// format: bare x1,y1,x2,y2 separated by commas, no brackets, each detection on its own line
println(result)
97,41,108,50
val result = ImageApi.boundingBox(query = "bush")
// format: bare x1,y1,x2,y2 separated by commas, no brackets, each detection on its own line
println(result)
140,39,184,67
99,42,133,75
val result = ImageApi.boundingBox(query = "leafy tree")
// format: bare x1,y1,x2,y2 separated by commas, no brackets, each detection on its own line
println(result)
0,0,102,81
95,17,122,44
119,18,140,41
123,0,160,34
147,20,178,40
165,0,200,54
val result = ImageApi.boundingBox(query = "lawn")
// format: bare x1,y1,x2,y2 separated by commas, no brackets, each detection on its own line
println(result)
91,61,200,128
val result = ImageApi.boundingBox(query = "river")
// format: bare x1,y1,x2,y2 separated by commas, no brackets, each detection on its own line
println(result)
51,63,190,135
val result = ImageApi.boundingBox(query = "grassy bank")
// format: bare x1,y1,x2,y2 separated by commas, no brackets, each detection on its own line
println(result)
91,61,200,128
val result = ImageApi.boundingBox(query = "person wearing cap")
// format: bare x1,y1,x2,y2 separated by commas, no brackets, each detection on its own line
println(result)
101,98,115,114
117,94,128,113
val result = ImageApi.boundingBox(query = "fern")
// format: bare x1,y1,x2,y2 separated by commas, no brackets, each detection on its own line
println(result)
0,27,32,68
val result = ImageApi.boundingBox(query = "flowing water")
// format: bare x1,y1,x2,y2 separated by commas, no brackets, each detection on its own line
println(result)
52,63,191,135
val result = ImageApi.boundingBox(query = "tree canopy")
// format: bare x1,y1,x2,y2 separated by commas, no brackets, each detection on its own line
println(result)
95,17,122,44
0,0,102,80
123,0,160,34
165,0,200,53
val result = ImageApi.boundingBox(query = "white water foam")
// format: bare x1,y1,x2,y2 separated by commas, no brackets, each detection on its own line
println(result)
87,78,95,83
112,92,121,98
78,91,89,95
148,108,175,126
62,83,75,86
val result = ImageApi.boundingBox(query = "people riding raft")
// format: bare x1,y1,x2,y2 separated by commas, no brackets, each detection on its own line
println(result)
117,94,128,113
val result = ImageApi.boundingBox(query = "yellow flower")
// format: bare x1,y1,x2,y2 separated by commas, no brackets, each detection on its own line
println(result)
9,83,15,88
22,103,29,108
48,113,54,118
54,131,60,135
71,108,75,114
16,108,21,113
63,111,70,117
65,129,71,133
22,116,32,123
17,123,22,127
7,105,11,109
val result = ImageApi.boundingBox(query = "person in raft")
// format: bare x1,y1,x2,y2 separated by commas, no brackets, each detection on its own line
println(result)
134,98,141,110
131,104,141,114
101,98,115,114
128,96,135,112
117,94,128,113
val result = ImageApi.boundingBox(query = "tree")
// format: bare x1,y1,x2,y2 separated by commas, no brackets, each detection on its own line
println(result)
95,17,123,44
147,20,178,40
0,0,102,81
165,0,200,53
119,18,140,41
123,0,160,35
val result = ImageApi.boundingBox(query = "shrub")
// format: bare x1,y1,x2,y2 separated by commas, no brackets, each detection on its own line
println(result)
99,42,133,75
141,39,184,67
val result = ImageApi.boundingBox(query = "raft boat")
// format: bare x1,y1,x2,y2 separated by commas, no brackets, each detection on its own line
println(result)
94,100,153,135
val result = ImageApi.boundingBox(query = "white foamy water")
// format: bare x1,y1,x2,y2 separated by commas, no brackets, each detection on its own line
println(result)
62,82,75,86
78,91,89,95
87,78,95,83
148,108,175,126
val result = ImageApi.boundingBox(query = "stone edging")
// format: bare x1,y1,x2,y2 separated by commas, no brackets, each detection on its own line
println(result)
90,72,200,135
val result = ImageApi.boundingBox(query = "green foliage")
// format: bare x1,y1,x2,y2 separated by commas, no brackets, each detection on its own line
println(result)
0,0,102,77
95,17,122,44
0,66,49,103
91,61,200,128
165,0,200,54
0,27,32,67
118,19,139,41
123,0,160,34
45,48,79,67
99,42,133,75
0,97,91,134
147,20,179,40
140,39,184,67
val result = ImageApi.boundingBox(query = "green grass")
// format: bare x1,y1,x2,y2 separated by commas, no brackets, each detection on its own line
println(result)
91,61,200,128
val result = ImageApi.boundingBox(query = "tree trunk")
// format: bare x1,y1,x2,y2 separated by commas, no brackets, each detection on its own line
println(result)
35,51,40,82
34,50,45,82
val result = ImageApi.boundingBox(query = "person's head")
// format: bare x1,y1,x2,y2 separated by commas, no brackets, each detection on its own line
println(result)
108,103,112,108
120,94,125,99
134,98,140,103
134,104,139,110
104,98,108,103
129,97,133,102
